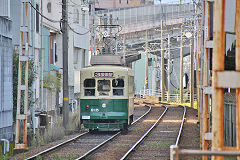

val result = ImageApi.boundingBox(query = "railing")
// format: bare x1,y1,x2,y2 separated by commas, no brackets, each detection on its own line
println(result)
136,89,197,103
95,3,194,33
170,145,240,160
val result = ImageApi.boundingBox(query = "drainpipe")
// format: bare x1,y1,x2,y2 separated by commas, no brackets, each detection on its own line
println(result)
74,99,78,111
71,100,74,113
72,99,78,113
1,139,9,155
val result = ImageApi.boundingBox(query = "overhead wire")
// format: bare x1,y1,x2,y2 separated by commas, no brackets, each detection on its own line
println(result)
29,1,90,35
29,2,61,23
67,23,90,35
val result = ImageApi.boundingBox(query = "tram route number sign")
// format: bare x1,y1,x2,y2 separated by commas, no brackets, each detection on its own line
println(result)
94,72,114,77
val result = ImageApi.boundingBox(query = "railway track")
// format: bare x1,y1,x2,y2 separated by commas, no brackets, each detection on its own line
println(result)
26,104,186,160
25,105,151,160
84,104,167,160
121,105,186,160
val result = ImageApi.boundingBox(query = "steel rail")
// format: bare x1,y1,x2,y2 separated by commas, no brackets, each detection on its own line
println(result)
175,105,186,146
132,105,151,125
75,105,152,160
120,106,168,160
26,105,151,160
75,132,121,160
26,132,88,160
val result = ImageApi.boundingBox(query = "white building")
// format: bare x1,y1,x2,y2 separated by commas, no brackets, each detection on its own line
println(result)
68,0,90,103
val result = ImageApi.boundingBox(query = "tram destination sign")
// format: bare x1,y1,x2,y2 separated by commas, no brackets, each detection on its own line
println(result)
94,72,114,77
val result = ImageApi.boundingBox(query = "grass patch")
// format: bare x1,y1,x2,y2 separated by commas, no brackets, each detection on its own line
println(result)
224,157,237,160
144,142,173,147
160,101,198,109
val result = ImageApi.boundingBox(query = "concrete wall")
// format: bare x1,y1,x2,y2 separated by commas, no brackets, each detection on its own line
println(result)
132,52,146,93
133,50,183,95
132,51,158,93
0,17,13,141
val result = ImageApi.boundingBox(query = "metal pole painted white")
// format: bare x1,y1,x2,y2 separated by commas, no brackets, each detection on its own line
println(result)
161,20,165,101
167,34,171,102
180,25,183,103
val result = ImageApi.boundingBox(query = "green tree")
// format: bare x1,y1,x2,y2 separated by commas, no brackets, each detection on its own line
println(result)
43,73,61,91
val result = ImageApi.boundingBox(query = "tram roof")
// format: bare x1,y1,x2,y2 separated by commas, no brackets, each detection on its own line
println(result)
81,65,132,72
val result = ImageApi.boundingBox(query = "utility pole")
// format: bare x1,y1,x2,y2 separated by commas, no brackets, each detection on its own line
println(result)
145,30,149,90
40,0,44,123
167,34,171,102
62,0,69,129
180,25,183,103
161,20,165,101
90,0,95,56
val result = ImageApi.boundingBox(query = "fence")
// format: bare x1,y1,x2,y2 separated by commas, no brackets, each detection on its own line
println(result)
136,89,197,103
170,145,240,160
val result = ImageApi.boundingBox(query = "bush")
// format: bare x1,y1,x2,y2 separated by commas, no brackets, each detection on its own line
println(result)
43,118,65,143
31,110,81,146
65,111,81,135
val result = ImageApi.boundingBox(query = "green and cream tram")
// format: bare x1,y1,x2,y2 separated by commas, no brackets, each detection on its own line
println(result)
80,65,134,131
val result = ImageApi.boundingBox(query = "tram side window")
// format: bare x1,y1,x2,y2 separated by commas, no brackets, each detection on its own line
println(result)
98,80,110,96
112,79,124,96
84,79,95,96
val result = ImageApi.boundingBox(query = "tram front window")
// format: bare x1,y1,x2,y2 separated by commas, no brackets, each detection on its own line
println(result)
112,79,124,96
98,80,110,96
84,79,95,96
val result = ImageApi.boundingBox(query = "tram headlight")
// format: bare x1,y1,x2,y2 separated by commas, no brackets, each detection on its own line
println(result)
102,103,106,108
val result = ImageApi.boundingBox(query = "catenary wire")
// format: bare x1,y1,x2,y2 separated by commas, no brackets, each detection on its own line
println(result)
29,2,90,35
29,2,61,23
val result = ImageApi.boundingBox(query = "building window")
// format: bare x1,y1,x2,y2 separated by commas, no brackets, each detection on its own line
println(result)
54,42,57,63
36,4,39,33
51,42,57,64
47,2,51,13
127,0,128,4
119,0,121,3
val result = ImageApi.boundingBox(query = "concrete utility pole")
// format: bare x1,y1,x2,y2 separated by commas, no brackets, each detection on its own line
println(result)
62,0,69,129
161,20,165,101
90,0,95,55
145,30,149,90
167,34,171,102
180,25,183,103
